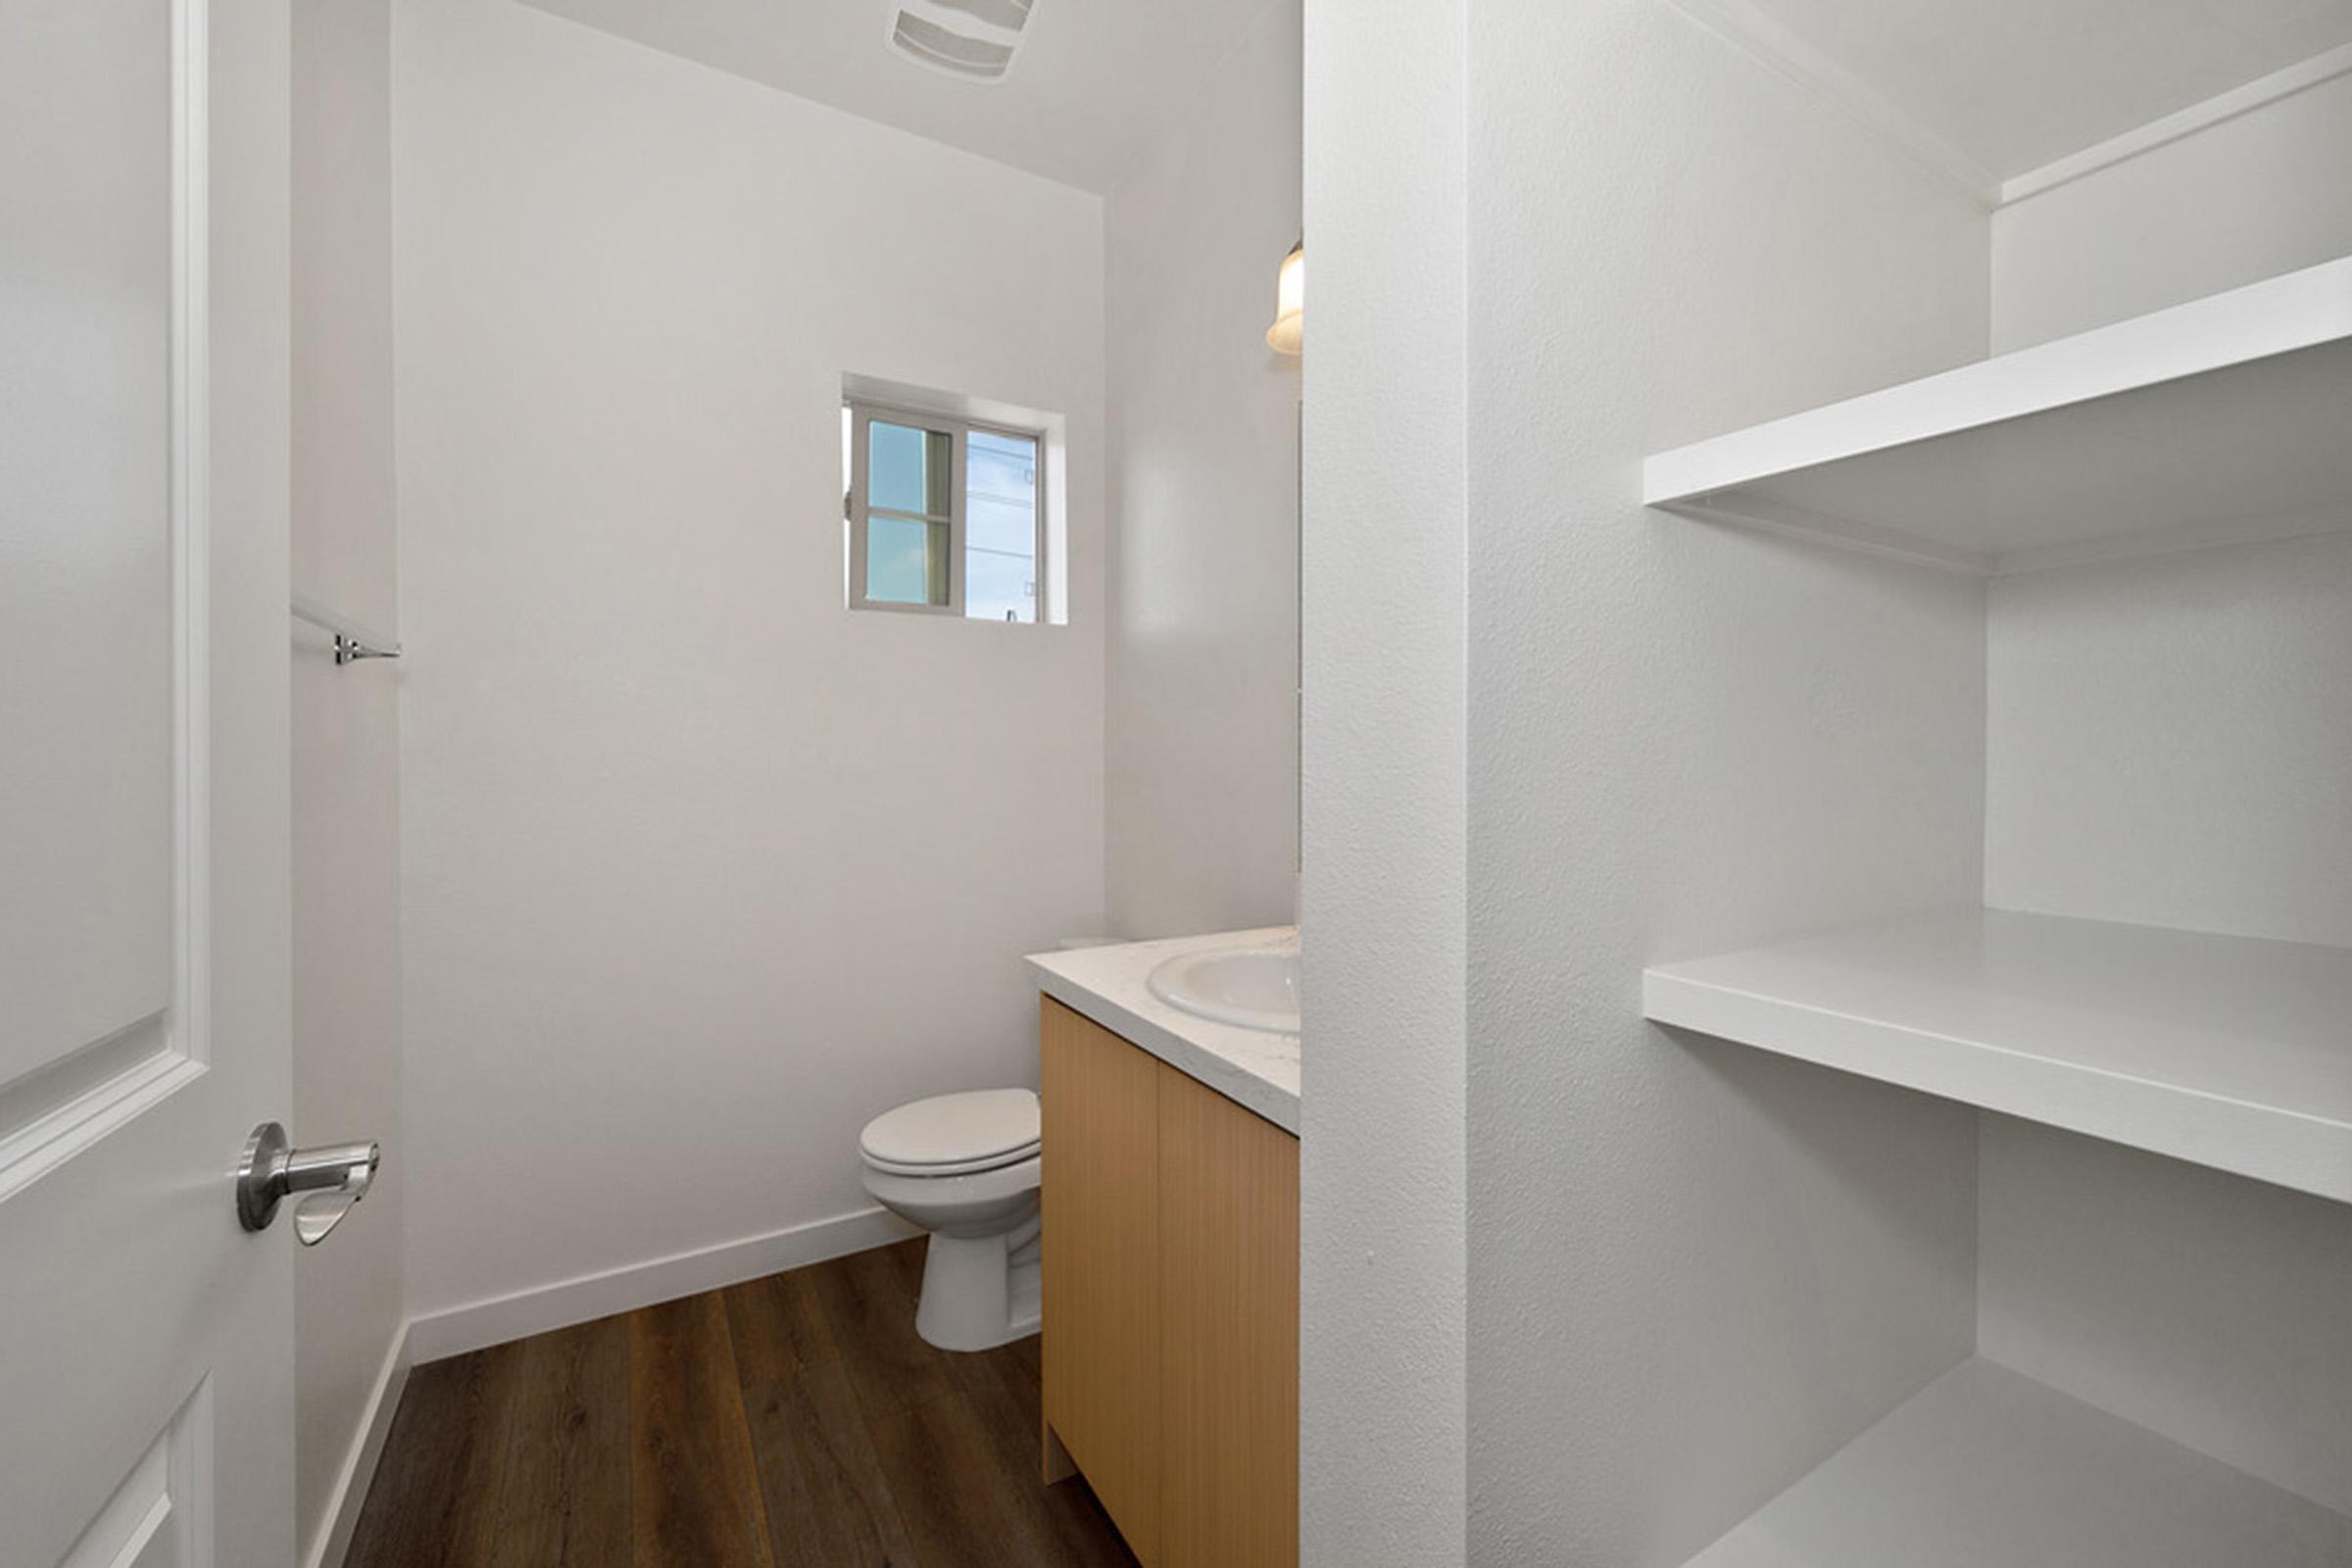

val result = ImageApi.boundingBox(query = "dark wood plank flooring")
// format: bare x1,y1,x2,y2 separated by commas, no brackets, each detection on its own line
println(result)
347,1240,1138,1568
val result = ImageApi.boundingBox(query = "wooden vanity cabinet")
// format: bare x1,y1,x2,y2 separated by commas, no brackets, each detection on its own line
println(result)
1156,1057,1301,1567
1040,998,1300,1568
1040,997,1165,1556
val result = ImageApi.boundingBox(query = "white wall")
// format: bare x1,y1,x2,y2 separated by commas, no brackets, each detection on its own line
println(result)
1299,0,1470,1560
1462,4,1991,1563
291,0,405,1559
1991,72,2352,350
1103,9,1301,941
1987,535,2352,950
391,0,1105,1325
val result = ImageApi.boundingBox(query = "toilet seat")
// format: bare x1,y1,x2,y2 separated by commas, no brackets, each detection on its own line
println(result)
861,1152,1042,1212
859,1088,1040,1178
856,1088,1044,1350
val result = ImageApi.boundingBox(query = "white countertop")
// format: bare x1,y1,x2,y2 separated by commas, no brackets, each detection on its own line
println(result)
1026,927,1299,1135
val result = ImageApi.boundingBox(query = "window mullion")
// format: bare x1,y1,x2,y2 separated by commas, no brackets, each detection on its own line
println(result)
1031,438,1047,622
849,404,872,608
950,426,969,617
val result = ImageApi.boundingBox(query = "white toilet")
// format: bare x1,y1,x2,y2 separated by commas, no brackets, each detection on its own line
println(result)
858,1088,1042,1352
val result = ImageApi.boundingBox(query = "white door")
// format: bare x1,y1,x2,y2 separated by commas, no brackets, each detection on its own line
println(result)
1,1,298,1564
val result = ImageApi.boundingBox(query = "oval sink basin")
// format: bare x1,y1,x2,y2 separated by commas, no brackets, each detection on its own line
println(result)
1148,944,1300,1034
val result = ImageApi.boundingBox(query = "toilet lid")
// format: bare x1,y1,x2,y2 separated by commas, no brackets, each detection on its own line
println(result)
859,1089,1040,1175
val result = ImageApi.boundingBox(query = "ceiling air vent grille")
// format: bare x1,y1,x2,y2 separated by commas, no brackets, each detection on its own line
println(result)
929,0,1032,28
888,0,1032,83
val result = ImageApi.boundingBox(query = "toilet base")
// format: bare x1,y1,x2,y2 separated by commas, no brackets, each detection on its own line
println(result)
914,1221,1042,1352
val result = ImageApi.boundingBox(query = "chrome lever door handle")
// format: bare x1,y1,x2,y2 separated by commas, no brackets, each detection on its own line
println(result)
293,1190,364,1246
237,1122,380,1246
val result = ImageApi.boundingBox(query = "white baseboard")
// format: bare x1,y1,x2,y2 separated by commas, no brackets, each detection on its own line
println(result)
404,1204,918,1366
304,1323,413,1568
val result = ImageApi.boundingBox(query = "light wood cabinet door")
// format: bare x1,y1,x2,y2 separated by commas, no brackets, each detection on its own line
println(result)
1157,1061,1300,1568
1041,999,1163,1563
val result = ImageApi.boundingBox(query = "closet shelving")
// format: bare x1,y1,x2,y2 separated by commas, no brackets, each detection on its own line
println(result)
1644,908,2352,1205
1643,213,2352,1555
1683,1360,2352,1566
1643,254,2352,575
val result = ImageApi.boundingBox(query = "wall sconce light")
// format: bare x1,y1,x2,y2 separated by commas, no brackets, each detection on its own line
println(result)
1266,239,1303,356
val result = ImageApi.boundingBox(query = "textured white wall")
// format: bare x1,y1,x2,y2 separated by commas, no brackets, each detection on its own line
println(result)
1298,0,1468,1559
1102,6,1301,942
1987,534,2352,950
1991,73,2352,351
1464,4,1991,1563
291,0,405,1559
391,0,1105,1324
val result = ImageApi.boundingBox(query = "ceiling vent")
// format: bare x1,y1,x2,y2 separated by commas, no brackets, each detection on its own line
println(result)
888,0,1033,83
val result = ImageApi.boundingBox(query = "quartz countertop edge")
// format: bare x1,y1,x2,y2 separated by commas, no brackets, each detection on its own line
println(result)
1025,927,1300,1136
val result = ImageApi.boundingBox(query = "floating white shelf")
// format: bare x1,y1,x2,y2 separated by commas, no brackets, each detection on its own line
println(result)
1682,1359,2352,1568
1643,908,2352,1204
1643,255,2352,574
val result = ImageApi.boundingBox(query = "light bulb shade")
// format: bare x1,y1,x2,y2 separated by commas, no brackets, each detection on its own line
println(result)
1265,241,1303,355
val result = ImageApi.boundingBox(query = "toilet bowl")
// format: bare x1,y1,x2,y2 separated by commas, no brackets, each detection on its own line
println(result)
858,1088,1042,1352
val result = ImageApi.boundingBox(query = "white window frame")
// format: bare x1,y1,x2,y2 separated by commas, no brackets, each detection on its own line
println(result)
846,399,1047,622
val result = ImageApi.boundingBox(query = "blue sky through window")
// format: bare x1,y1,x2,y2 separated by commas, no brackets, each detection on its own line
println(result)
964,428,1038,622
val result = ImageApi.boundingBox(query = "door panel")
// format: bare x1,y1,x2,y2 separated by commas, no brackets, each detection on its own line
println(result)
57,1385,209,1568
0,0,295,1562
1158,1064,1299,1568
0,0,178,1152
1040,999,1163,1564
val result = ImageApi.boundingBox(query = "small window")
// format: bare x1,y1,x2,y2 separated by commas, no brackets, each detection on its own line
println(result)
844,400,1044,622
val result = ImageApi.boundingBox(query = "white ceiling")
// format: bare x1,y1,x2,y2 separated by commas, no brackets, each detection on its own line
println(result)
519,0,2346,196
1733,0,2352,181
514,0,1285,193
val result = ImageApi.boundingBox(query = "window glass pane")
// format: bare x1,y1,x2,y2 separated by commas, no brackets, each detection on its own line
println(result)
867,513,950,606
967,430,1037,514
965,544,1036,623
965,429,1037,622
966,491,1036,560
868,420,952,516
